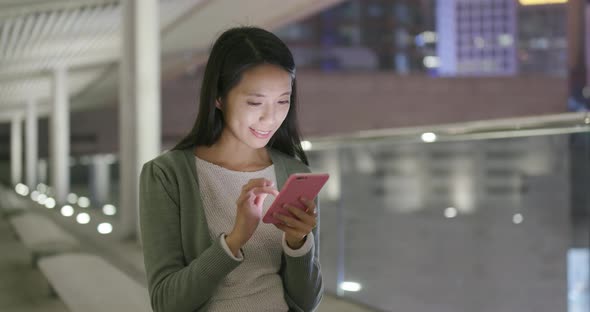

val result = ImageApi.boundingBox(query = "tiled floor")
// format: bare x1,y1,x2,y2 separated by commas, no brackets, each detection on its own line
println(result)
0,217,68,312
0,210,373,312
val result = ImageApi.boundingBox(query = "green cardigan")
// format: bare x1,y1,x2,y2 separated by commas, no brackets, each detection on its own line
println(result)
139,147,323,312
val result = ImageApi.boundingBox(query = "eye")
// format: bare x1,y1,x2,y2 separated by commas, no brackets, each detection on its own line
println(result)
247,102,262,106
278,100,290,105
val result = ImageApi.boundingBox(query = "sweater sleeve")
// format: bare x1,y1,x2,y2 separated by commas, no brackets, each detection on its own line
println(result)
280,197,324,312
139,161,242,312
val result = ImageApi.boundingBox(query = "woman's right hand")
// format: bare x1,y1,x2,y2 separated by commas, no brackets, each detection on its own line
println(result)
225,178,279,256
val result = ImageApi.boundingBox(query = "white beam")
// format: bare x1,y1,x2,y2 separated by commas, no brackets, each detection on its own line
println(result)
59,8,81,36
23,12,47,55
0,68,106,106
160,0,346,55
0,0,119,20
12,15,35,57
0,19,11,56
0,102,51,121
37,10,57,43
83,4,106,32
0,48,118,78
49,9,69,37
5,17,23,58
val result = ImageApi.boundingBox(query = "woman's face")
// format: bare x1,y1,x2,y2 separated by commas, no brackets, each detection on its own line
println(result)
218,63,292,150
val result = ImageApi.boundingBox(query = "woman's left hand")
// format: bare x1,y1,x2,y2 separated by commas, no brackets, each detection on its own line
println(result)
273,197,317,249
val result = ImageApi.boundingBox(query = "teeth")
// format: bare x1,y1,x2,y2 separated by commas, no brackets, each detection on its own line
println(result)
253,129,270,135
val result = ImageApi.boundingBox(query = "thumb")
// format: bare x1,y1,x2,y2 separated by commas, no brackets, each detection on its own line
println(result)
256,193,268,205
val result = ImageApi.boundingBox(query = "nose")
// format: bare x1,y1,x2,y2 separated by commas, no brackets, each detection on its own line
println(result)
259,104,276,125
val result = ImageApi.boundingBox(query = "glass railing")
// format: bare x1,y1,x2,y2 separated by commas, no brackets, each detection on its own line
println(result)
8,111,590,311
306,112,590,311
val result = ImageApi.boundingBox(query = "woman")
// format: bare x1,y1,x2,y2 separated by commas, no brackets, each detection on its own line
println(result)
139,26,323,312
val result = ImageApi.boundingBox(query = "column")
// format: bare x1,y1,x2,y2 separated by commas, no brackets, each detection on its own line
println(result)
567,0,590,251
38,159,48,185
51,66,70,205
90,155,111,207
11,115,23,186
567,0,587,96
119,0,161,240
25,99,38,190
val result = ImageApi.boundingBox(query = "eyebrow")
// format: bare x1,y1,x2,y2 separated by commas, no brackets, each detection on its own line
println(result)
245,91,291,97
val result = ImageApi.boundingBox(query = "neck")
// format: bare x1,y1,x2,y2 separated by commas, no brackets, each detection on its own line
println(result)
194,131,271,171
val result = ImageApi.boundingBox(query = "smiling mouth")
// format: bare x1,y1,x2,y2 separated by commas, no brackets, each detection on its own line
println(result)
251,128,272,135
250,127,273,139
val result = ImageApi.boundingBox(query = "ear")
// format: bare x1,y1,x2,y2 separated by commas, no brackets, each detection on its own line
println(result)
215,98,222,110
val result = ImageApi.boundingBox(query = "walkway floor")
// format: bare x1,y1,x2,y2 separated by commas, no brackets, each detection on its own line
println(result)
0,216,68,312
0,209,373,312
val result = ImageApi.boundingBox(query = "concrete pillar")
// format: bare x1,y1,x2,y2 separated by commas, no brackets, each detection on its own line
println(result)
10,115,23,186
567,0,587,91
586,1,590,87
90,155,111,207
38,159,48,185
25,99,38,190
50,66,70,205
119,0,161,240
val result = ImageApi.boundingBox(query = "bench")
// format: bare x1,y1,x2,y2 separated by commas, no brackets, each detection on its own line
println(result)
0,187,28,218
9,213,80,265
38,253,153,312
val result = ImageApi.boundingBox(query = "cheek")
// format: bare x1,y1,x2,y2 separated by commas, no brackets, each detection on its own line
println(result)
278,106,290,122
225,105,249,125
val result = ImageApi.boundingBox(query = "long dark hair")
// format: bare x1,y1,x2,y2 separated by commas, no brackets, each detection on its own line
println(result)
172,26,308,165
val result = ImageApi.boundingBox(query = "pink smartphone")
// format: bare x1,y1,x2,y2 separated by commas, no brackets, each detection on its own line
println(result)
263,173,330,224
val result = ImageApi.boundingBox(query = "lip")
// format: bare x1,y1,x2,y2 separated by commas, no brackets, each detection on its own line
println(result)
250,127,273,139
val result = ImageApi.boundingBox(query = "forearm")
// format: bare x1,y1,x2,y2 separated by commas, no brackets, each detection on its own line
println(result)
281,231,323,311
148,236,241,312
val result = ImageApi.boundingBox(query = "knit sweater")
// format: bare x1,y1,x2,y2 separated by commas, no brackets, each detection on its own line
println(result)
195,156,313,311
139,147,323,312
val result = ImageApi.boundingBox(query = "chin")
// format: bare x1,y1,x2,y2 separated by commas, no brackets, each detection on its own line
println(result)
242,138,270,150
252,141,270,149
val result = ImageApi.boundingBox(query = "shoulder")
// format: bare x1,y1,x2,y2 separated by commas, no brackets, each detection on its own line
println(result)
268,148,311,174
140,149,195,203
141,148,192,186
144,148,190,172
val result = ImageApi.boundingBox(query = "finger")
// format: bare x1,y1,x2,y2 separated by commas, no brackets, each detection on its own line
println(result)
243,178,275,193
286,204,317,226
254,194,264,206
251,186,279,197
274,212,313,233
299,197,317,215
235,194,254,209
242,179,263,192
275,223,306,239
242,178,265,191
246,178,274,188
237,187,256,202
235,192,248,206
246,192,256,205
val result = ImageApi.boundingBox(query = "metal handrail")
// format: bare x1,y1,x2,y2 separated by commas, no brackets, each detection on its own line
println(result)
307,112,590,150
